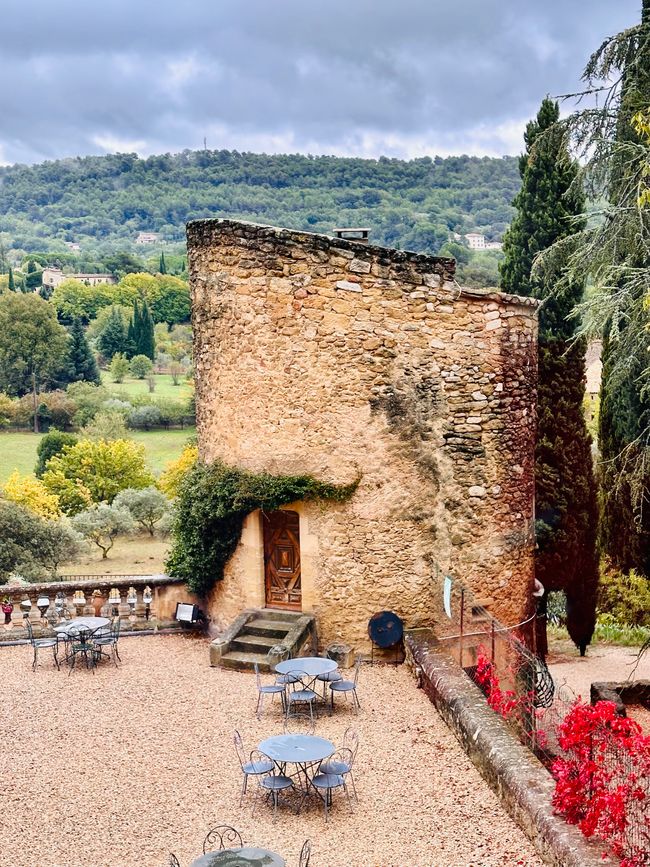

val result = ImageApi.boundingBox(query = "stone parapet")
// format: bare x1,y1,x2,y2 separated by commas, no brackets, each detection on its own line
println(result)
0,575,201,641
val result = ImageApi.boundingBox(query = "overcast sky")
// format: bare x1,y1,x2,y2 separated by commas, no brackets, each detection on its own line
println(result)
0,0,641,167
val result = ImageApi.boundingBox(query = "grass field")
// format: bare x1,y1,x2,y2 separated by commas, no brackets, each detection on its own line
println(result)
58,534,170,575
0,427,195,483
102,372,193,401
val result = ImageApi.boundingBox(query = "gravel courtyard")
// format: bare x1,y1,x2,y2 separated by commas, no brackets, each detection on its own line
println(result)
0,635,542,867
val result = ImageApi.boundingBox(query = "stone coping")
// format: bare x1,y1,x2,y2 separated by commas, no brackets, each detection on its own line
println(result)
1,574,182,596
186,218,540,311
405,629,615,867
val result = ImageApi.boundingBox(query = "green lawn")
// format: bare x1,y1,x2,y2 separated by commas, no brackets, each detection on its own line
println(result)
102,372,192,401
0,427,195,483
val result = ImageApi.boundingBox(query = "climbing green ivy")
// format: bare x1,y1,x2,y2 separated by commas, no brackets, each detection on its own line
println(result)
166,459,358,596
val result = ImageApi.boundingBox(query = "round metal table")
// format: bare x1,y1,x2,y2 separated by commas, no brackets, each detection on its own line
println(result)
190,847,285,866
54,616,110,636
259,734,334,765
274,657,337,678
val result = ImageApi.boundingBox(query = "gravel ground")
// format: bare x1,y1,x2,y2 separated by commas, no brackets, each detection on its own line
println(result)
547,639,650,702
0,635,542,867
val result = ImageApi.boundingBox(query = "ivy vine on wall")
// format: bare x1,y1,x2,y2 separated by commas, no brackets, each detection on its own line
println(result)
166,459,359,596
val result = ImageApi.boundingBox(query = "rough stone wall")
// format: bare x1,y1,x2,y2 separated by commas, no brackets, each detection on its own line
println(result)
188,219,538,650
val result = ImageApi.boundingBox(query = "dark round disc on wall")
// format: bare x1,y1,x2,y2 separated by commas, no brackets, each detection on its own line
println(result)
368,610,404,648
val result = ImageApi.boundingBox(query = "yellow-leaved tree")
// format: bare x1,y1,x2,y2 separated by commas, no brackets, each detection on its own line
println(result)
42,439,155,515
158,443,198,497
3,470,61,518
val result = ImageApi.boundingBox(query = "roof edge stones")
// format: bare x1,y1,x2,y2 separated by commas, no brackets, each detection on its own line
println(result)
187,218,540,312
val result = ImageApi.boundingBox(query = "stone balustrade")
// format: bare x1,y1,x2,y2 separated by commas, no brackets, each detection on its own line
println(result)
0,575,202,641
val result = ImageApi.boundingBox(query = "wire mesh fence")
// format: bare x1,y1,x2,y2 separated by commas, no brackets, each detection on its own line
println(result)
436,576,650,865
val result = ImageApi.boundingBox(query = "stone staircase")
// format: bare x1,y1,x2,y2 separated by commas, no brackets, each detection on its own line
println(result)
210,609,315,671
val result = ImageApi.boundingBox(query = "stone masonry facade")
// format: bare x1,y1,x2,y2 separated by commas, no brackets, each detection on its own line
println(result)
188,219,539,652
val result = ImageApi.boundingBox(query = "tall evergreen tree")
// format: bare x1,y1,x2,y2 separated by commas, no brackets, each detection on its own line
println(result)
138,300,155,360
8,266,15,292
126,306,138,360
500,98,599,656
597,2,650,577
67,318,100,384
159,252,167,274
97,306,128,360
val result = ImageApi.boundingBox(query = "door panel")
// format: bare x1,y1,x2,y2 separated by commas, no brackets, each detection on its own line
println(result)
263,510,301,610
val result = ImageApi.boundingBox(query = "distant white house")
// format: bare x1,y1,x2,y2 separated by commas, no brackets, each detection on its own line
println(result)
464,232,486,249
464,233,502,251
135,232,162,245
65,241,81,252
42,267,117,290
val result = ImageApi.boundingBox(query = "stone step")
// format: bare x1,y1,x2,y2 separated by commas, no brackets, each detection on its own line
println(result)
230,632,282,655
245,618,295,638
259,608,305,622
219,650,272,672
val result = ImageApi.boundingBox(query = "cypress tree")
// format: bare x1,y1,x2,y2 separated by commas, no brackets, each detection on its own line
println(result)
598,2,650,577
126,306,138,360
500,98,599,656
159,252,167,274
8,266,15,292
97,306,128,360
138,300,155,360
67,317,100,384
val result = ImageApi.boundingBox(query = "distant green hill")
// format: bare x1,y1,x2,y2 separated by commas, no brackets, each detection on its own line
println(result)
0,149,519,284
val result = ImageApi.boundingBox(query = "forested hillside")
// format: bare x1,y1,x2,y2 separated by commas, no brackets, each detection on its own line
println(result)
0,150,519,264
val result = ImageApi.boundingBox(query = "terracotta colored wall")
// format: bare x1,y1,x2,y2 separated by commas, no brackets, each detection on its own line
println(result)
189,219,538,651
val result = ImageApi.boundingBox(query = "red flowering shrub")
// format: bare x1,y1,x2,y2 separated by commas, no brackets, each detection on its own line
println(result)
474,651,531,721
551,700,650,866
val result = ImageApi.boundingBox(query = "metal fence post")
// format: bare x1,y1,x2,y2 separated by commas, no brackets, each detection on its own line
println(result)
459,589,465,669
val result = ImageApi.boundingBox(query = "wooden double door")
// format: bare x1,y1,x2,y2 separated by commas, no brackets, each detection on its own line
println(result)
263,509,302,610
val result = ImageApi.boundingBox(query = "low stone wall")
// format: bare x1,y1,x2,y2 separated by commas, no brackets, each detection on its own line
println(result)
405,629,615,867
0,575,202,641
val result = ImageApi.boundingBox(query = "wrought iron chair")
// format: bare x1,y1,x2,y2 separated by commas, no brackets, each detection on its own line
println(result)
233,730,273,805
202,824,243,854
319,730,359,799
310,751,354,822
25,618,60,672
285,670,319,726
253,662,286,719
283,711,315,735
250,750,295,820
329,655,362,713
68,625,105,674
92,616,121,666
169,854,181,867
316,665,342,699
268,645,301,688
298,839,312,867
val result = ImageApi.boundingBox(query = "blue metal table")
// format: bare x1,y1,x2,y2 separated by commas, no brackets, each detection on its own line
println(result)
274,657,337,678
190,847,285,866
258,733,334,806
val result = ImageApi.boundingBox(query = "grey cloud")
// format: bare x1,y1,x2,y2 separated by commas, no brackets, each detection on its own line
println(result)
0,0,641,165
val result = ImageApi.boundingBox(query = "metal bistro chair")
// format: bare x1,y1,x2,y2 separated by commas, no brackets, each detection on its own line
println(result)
233,730,273,806
319,728,359,799
92,616,121,666
250,750,295,820
285,670,319,727
25,619,60,672
310,748,354,822
202,824,243,854
254,662,286,719
268,645,301,689
329,655,362,713
68,625,104,674
299,839,312,867
169,855,181,867
316,664,342,700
